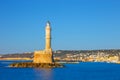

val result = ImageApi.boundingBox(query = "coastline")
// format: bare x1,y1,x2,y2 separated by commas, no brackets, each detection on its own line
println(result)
0,58,32,61
1,58,120,64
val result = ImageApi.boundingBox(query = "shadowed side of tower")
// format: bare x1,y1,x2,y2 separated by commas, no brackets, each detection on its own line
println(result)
33,21,54,63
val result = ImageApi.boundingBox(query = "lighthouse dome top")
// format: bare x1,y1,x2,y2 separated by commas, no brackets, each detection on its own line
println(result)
46,21,50,26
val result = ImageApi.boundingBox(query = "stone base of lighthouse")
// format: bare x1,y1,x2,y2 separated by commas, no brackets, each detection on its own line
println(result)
33,49,54,63
9,49,65,68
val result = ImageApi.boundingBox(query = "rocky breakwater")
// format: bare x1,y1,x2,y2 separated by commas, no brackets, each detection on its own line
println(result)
9,62,64,68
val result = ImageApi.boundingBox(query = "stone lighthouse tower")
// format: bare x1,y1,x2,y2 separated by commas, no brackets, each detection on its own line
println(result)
33,21,53,63
10,21,63,68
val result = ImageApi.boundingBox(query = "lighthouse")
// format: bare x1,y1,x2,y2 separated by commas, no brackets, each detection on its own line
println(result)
33,21,54,63
10,21,63,68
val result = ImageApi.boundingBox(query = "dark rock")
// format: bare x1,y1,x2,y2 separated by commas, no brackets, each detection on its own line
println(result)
9,62,64,68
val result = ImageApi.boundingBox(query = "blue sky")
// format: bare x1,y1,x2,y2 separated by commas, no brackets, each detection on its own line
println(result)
0,0,120,54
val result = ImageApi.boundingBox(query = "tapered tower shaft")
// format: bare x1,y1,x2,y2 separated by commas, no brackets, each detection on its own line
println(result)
45,22,51,50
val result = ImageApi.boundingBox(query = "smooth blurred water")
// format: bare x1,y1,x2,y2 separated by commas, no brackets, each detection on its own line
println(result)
0,60,120,80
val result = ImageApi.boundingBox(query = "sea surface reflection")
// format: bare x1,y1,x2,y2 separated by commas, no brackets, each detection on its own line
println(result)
33,68,53,80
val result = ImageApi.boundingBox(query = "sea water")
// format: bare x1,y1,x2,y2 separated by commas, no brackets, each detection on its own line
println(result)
0,60,120,80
